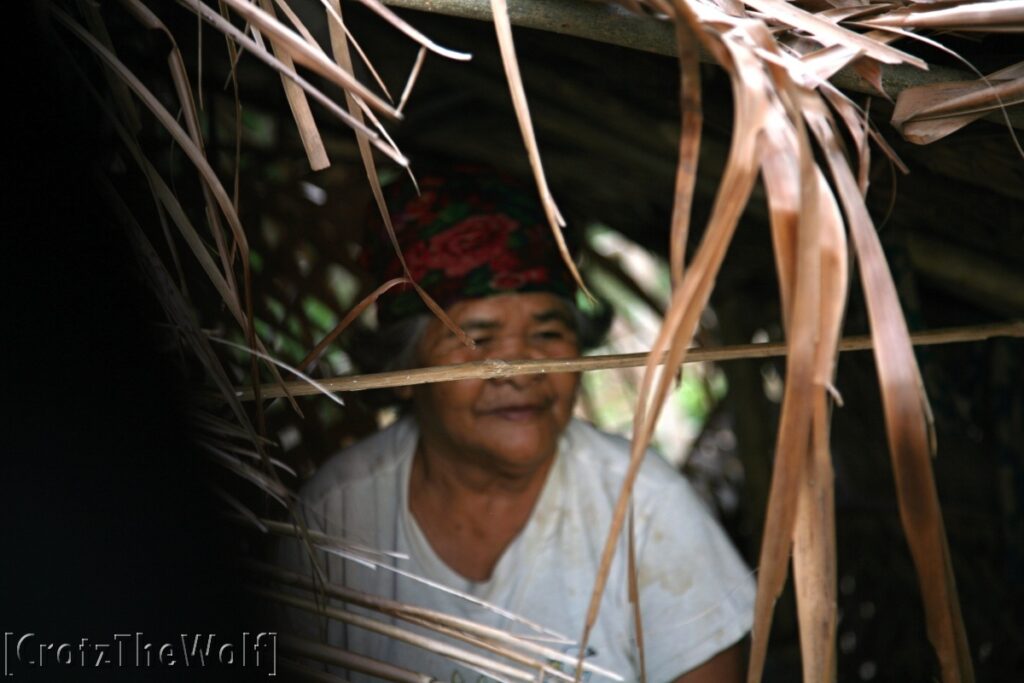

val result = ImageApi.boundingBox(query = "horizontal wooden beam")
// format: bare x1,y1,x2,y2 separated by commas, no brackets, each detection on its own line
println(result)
382,0,1023,130
234,321,1024,400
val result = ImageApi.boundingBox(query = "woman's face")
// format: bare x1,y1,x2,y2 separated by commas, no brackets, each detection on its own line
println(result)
409,292,581,476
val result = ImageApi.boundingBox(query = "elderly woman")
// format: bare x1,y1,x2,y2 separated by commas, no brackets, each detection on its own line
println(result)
283,169,755,682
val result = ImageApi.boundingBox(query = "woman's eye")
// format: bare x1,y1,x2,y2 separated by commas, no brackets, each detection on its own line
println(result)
534,330,566,341
471,336,493,346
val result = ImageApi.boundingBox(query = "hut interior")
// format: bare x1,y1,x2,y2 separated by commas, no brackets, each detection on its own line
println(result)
8,1,1023,681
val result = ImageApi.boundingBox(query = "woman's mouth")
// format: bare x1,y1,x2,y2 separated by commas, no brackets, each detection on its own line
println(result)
482,404,547,421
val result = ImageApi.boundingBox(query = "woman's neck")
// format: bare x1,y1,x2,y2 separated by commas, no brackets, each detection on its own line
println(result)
407,437,556,582
414,435,554,499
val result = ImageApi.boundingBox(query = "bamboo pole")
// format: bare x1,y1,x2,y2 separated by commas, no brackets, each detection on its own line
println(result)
234,321,1023,400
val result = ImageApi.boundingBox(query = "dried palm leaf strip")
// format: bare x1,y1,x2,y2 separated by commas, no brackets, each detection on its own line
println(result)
892,62,1024,144
756,69,846,680
805,97,974,683
354,0,472,60
51,6,305,418
76,0,140,131
79,1,189,295
118,0,240,295
178,0,406,164
864,0,1024,32
313,0,397,102
743,80,824,683
789,160,848,683
398,47,428,113
101,180,257,449
491,0,592,298
217,0,399,117
740,0,926,67
215,0,244,210
67,33,302,413
668,0,703,287
116,208,319,574
246,559,622,680
66,9,324,582
575,21,771,679
299,278,411,374
257,0,330,170
626,505,647,683
325,0,472,348
253,567,581,681
257,587,537,681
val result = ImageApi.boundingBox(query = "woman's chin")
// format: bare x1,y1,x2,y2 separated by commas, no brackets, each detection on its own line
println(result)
475,430,559,472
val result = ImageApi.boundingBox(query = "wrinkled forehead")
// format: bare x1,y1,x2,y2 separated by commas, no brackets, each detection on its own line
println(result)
429,292,575,337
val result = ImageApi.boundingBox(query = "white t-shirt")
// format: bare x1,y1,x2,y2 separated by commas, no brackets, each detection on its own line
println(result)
284,417,755,683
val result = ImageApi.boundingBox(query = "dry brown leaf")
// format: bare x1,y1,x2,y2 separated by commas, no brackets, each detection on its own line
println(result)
181,0,406,164
852,57,889,98
893,62,1024,143
352,0,473,61
79,0,141,133
248,559,622,680
577,24,769,681
490,0,592,300
217,0,400,118
398,46,428,114
120,0,242,293
63,4,305,413
299,277,411,374
316,0,395,103
746,100,822,683
762,122,801,326
257,0,330,170
806,97,974,683
792,164,847,683
742,0,928,67
669,0,704,287
327,0,472,348
865,1,1024,32
261,587,537,680
627,505,647,683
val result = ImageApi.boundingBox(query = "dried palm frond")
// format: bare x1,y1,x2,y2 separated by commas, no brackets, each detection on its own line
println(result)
490,0,592,298
246,560,625,681
892,61,1024,144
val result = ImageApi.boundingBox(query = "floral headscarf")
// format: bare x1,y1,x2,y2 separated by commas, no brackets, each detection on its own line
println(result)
363,165,577,325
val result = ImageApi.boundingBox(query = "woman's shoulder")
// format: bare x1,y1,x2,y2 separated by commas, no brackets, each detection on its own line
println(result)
562,418,692,501
299,415,417,506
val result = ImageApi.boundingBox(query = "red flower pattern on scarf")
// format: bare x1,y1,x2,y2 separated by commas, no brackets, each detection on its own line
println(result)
414,214,518,277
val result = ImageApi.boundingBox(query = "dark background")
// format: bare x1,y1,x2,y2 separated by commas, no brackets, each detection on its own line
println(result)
2,6,262,680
